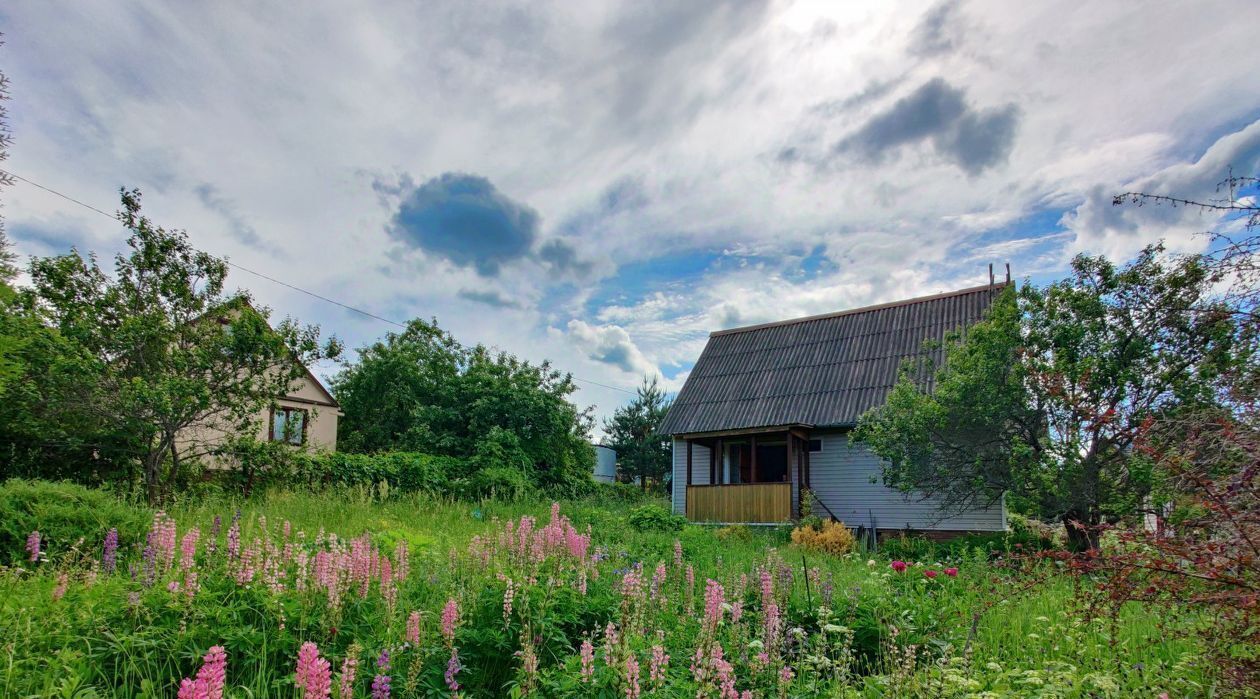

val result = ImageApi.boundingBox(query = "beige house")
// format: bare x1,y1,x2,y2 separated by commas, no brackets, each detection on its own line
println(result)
176,302,342,466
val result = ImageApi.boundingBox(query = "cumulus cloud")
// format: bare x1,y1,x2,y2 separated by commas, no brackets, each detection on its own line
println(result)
1062,119,1260,260
388,173,540,277
567,319,657,376
834,78,1020,175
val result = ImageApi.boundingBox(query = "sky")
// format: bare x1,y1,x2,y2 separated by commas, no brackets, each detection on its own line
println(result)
3,1,1260,433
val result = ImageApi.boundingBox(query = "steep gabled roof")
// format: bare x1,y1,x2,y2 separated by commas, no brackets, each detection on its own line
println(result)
658,283,1008,435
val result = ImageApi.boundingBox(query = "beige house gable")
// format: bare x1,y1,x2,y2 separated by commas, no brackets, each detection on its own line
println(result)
256,366,342,452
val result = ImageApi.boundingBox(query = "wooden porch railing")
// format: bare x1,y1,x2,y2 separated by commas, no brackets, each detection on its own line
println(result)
686,483,791,523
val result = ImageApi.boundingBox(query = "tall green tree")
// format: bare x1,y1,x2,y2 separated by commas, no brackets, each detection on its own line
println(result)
18,189,339,502
602,375,672,491
856,248,1246,549
332,318,595,494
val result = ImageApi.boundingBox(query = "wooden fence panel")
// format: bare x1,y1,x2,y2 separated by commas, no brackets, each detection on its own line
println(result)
685,483,791,523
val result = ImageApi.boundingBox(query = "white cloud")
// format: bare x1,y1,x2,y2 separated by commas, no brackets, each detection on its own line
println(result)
3,0,1259,428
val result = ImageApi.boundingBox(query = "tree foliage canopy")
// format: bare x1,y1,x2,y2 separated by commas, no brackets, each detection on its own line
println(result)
856,248,1250,548
602,376,672,490
332,318,595,494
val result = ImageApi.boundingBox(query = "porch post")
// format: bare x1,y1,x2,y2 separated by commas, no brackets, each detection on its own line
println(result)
686,440,693,486
788,432,799,519
750,434,758,483
709,440,716,484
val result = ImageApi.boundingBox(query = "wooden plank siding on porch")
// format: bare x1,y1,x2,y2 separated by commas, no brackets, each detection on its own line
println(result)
685,483,791,523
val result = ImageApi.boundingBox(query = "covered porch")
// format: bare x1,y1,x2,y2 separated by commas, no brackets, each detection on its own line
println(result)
681,425,814,523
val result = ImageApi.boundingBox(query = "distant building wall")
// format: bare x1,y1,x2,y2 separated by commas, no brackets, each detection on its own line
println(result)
593,445,617,483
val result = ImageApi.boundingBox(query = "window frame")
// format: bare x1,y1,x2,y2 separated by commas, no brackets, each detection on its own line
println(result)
807,438,823,453
268,406,309,446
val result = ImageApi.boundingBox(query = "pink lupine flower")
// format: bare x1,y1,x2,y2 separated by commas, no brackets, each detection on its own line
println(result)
673,539,683,567
502,578,515,622
393,541,410,582
764,602,782,651
924,569,938,579
703,579,726,633
625,654,641,699
649,645,669,686
151,512,178,572
685,565,696,607
379,558,396,611
180,528,200,570
890,560,907,573
650,563,667,601
184,571,200,600
731,600,744,624
51,571,69,600
406,611,422,645
578,568,588,596
441,598,460,645
26,531,41,562
944,567,958,577
338,653,359,699
295,642,332,699
579,639,595,682
778,664,795,689
178,645,227,699
177,679,204,699
445,649,461,691
198,646,227,699
226,519,241,562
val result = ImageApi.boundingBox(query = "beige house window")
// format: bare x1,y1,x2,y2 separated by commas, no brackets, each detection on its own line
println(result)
270,407,308,446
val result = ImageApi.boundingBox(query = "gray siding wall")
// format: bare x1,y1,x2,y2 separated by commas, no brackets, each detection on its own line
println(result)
808,430,1005,531
671,438,711,514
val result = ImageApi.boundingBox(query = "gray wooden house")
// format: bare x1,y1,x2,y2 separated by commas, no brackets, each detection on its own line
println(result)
659,283,1008,534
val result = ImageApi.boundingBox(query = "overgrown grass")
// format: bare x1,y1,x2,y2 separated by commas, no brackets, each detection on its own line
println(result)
0,483,1217,697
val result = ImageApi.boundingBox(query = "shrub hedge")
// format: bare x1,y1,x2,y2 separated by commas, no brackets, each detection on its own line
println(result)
0,479,151,565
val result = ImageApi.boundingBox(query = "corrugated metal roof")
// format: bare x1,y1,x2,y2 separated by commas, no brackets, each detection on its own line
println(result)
659,283,1007,435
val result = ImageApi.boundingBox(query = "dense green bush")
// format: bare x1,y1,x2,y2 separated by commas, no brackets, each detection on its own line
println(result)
217,439,468,495
0,479,150,564
627,503,686,532
466,465,533,500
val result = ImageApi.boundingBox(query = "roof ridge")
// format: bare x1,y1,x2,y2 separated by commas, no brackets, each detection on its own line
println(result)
709,281,1009,337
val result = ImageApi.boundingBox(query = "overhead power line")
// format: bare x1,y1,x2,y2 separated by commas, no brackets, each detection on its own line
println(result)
2,168,637,396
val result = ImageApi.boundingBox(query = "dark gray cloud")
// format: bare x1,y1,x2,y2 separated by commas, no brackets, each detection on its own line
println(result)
388,172,540,277
538,239,594,277
910,0,965,57
835,78,1020,174
193,183,275,251
457,288,523,309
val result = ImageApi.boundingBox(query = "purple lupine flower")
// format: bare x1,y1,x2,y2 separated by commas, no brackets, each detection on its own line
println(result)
26,531,41,562
445,649,461,691
102,528,119,573
370,674,391,699
376,649,390,672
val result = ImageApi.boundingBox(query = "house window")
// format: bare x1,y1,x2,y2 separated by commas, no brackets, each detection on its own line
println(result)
807,439,823,453
270,407,307,446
